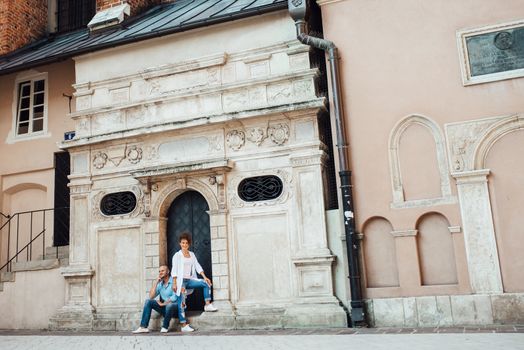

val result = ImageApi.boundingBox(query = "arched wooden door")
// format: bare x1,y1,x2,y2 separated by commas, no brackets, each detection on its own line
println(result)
167,190,212,310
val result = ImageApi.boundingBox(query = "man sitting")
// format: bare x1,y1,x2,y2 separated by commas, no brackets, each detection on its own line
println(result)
133,265,179,333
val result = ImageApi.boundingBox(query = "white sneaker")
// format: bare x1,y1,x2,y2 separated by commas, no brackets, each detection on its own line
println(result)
204,303,218,312
181,324,195,332
160,327,168,333
132,327,150,334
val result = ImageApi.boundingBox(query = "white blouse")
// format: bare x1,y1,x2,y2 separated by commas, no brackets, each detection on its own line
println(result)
171,250,204,296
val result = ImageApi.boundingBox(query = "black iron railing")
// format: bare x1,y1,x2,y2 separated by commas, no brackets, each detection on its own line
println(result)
0,207,69,273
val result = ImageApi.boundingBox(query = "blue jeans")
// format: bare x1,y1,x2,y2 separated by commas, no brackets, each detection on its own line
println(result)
139,299,178,329
177,278,212,323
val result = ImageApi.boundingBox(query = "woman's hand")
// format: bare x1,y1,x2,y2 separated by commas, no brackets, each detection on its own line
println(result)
204,277,212,287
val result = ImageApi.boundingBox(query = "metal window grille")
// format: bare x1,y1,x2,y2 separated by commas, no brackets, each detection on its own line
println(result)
57,0,96,33
100,191,137,216
238,175,283,202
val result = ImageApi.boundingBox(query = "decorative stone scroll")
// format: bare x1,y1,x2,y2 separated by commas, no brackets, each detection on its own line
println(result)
268,123,290,145
445,114,522,173
226,130,245,151
227,123,290,151
91,145,143,170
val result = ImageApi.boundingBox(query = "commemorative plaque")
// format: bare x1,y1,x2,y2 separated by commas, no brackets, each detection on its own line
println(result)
466,26,524,77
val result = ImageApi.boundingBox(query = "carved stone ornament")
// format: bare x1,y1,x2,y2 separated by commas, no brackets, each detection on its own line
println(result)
268,123,289,145
126,145,143,164
246,127,267,146
93,152,108,169
228,169,292,208
92,185,145,220
145,144,160,160
226,130,245,151
208,135,223,152
445,116,504,172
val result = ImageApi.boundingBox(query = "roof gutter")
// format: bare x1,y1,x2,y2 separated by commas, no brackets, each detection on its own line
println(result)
288,0,365,326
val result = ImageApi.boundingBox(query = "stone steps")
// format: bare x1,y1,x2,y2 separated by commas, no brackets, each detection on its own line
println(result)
0,246,69,293
0,272,15,282
37,245,69,260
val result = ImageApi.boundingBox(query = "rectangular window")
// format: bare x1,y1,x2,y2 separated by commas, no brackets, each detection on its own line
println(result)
57,0,96,33
15,77,47,136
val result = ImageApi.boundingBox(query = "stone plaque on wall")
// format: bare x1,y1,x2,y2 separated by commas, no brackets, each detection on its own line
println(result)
467,27,524,76
457,19,524,85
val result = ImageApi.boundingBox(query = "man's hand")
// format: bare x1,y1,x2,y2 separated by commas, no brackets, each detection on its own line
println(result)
158,300,170,307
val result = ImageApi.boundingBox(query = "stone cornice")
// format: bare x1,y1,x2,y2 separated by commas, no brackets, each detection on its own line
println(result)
131,158,234,180
60,99,325,149
452,169,490,184
69,69,319,119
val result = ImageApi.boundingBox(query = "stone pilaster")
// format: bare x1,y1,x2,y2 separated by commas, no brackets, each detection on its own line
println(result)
290,151,339,304
391,230,421,289
452,169,503,293
49,178,95,330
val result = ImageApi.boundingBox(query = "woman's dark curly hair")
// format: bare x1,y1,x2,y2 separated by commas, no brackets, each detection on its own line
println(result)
179,231,192,245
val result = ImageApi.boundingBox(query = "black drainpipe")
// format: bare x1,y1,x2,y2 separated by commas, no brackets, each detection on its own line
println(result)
288,0,365,326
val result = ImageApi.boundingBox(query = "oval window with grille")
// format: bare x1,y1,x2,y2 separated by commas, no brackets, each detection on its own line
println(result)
100,191,137,216
238,175,283,202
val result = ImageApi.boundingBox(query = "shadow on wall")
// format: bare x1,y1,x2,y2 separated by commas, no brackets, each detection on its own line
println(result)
1,183,48,265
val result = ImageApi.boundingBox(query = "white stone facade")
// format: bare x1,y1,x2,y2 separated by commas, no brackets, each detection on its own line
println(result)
52,13,346,330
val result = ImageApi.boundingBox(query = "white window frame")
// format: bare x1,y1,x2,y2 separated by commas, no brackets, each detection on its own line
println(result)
9,72,49,143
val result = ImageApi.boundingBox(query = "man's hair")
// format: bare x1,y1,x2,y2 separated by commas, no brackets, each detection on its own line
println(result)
160,265,170,273
179,231,192,245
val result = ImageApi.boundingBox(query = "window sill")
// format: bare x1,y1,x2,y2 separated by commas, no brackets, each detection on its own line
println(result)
5,131,52,144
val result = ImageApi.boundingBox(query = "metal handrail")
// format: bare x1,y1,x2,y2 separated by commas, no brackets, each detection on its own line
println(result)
0,228,46,273
0,207,68,231
0,207,69,273
0,212,9,219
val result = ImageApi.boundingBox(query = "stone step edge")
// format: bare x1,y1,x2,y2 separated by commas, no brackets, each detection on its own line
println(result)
11,258,68,272
0,272,15,282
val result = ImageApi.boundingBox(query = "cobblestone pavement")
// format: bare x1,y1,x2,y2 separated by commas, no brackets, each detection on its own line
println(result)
0,327,523,350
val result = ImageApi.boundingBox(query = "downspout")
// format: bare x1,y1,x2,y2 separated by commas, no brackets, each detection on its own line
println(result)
288,0,365,326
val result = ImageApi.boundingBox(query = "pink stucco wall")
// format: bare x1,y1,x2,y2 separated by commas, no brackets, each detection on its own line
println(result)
318,0,524,296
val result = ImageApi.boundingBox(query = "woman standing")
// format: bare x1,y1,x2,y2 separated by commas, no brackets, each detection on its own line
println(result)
171,231,218,332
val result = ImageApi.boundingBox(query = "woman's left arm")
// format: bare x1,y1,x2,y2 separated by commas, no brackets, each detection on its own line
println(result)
193,253,212,286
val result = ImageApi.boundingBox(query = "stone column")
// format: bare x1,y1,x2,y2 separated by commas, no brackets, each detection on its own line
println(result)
452,169,503,293
49,178,95,330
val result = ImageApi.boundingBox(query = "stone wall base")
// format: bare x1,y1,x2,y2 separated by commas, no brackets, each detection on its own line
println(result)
48,305,95,331
49,302,348,330
365,293,524,327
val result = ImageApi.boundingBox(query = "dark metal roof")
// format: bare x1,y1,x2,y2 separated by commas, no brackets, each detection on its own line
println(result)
0,0,287,76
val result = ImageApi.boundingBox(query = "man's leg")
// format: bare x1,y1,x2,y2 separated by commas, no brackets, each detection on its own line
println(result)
162,303,178,330
139,299,163,328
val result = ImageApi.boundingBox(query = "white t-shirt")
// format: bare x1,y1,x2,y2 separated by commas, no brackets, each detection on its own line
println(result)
183,257,192,278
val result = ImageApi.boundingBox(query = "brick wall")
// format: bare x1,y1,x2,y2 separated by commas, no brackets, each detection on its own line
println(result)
96,0,166,16
0,0,48,55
